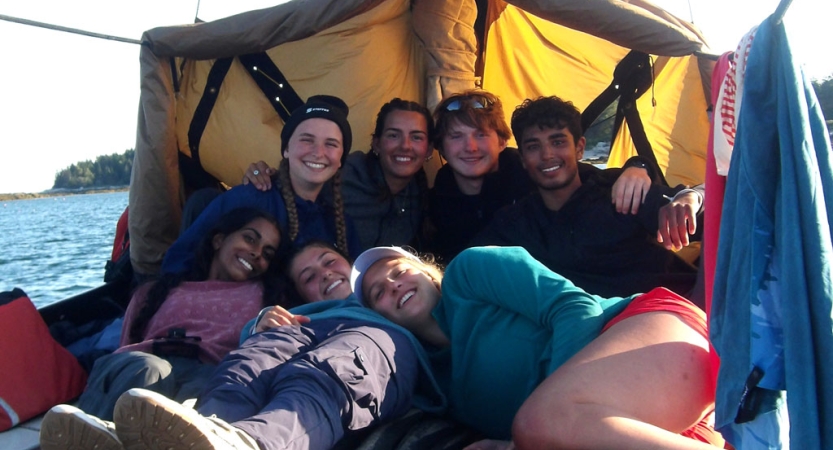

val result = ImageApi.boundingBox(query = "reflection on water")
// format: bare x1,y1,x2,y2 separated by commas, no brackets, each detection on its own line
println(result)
0,191,128,308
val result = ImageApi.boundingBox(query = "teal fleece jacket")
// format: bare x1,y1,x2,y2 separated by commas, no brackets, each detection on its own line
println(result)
241,296,447,415
432,246,635,438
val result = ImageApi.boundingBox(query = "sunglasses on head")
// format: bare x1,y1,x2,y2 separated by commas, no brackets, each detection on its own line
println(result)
443,94,494,111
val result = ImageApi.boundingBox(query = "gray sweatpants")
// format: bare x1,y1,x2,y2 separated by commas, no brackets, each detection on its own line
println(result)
76,351,214,420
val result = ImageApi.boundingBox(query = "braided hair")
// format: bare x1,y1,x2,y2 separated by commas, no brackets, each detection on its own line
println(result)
275,157,349,257
330,171,349,256
277,158,300,242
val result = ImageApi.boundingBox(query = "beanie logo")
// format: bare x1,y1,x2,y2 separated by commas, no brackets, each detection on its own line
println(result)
306,107,330,113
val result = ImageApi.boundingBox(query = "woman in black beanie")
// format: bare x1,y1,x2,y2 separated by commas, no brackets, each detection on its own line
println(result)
162,95,361,278
245,97,435,252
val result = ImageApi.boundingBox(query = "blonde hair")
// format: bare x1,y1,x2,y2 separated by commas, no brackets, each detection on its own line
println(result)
411,252,444,287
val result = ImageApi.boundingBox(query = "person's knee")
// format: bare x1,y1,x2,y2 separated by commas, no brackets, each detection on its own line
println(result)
125,353,174,377
90,352,173,384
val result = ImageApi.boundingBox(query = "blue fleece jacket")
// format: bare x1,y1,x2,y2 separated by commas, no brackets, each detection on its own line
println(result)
162,182,361,274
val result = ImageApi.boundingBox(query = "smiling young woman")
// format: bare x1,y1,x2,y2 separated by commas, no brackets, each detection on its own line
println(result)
61,208,285,425
286,240,353,304
244,98,436,251
339,99,435,250
351,245,723,449
162,96,362,277
249,240,355,334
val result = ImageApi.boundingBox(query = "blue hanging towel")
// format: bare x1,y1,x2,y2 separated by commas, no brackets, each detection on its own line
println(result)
710,15,833,450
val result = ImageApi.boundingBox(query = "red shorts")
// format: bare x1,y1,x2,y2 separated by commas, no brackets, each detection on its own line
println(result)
602,287,707,335
602,288,724,448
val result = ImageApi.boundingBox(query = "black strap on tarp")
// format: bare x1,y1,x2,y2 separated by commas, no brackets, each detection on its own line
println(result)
239,52,304,122
170,57,181,94
187,56,234,167
181,52,304,191
181,57,234,190
581,51,667,186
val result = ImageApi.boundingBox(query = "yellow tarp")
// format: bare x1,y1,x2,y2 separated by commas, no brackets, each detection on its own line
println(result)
483,2,708,186
130,0,712,274
176,0,423,187
607,55,708,187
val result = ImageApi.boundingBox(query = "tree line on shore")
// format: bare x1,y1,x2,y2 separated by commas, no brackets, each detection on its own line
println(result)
52,149,134,190
812,77,833,125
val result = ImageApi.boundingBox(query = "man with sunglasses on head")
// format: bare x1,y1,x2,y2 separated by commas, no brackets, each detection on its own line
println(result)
425,90,656,264
472,95,704,301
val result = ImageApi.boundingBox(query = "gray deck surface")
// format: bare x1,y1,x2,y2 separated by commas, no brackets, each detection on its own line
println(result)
0,415,43,450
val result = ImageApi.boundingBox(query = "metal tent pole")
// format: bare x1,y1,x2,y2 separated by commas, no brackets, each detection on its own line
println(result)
772,0,794,25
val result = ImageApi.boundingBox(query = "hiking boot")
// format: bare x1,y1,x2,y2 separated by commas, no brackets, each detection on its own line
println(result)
40,404,123,450
113,388,259,450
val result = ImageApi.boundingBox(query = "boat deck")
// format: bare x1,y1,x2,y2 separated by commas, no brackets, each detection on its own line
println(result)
1,415,43,450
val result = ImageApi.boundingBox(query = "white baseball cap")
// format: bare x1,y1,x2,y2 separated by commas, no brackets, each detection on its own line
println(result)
350,247,421,304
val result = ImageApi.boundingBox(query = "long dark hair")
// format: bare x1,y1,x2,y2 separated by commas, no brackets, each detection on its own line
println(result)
278,96,352,258
127,208,286,343
367,99,434,248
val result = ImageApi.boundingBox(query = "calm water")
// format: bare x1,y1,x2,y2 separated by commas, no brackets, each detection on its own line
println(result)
0,191,128,308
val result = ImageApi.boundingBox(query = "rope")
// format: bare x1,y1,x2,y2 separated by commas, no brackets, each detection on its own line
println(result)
0,14,141,45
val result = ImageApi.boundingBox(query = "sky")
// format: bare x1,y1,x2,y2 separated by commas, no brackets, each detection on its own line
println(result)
0,0,829,194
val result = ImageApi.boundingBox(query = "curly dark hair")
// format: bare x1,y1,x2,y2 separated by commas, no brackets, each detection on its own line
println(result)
511,96,583,151
127,208,287,343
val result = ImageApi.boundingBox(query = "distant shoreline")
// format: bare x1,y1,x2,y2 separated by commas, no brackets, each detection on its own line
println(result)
0,186,129,202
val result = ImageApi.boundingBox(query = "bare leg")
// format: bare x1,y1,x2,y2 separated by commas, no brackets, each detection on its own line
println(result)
512,311,720,449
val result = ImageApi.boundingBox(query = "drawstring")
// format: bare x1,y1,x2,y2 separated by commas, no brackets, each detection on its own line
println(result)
649,55,657,108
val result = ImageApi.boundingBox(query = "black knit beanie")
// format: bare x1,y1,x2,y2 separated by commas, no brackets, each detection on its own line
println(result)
280,95,352,164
